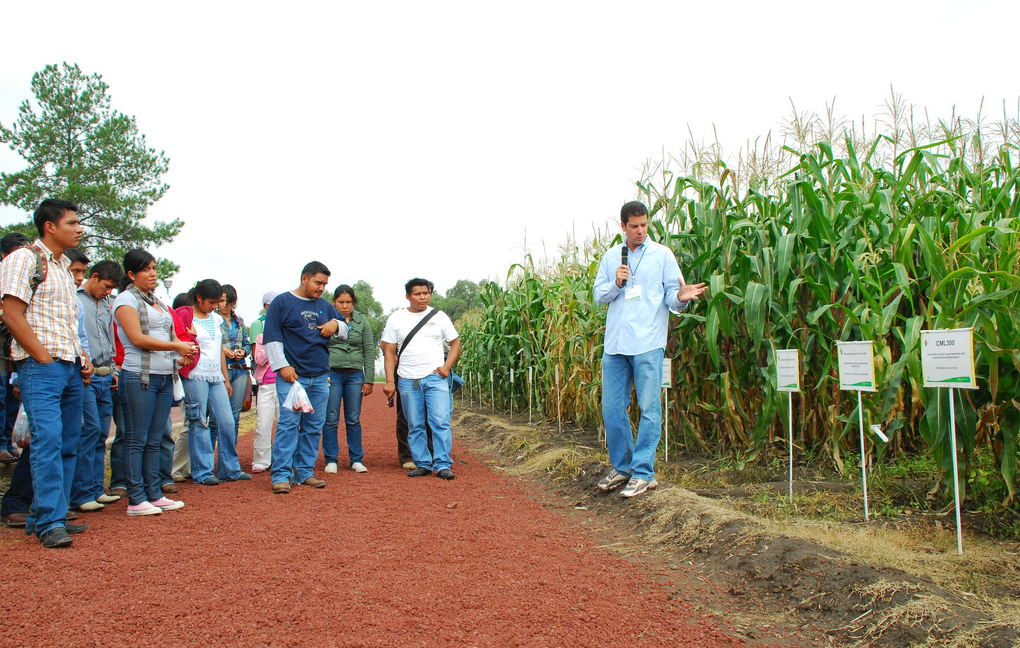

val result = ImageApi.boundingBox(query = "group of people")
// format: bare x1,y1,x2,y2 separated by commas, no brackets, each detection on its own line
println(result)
0,196,706,550
0,199,464,549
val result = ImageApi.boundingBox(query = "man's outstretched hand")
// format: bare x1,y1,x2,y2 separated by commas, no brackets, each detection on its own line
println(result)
678,278,707,302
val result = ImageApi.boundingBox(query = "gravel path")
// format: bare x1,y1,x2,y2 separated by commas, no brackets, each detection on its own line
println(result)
0,393,741,648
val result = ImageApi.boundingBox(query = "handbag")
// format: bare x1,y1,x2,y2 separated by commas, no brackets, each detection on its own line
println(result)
241,374,253,412
172,373,185,403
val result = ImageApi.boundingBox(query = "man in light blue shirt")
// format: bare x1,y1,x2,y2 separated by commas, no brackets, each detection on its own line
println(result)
593,201,706,497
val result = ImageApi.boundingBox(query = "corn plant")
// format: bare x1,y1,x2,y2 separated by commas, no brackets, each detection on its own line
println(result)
459,105,1020,511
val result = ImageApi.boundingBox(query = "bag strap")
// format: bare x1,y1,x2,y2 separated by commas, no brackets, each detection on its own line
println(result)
28,245,48,298
397,308,441,358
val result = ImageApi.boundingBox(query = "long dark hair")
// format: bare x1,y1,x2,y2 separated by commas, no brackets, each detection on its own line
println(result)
187,279,223,306
120,249,156,291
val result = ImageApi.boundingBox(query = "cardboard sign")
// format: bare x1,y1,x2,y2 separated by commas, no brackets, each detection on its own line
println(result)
836,341,877,392
662,358,672,388
775,348,801,392
921,328,977,390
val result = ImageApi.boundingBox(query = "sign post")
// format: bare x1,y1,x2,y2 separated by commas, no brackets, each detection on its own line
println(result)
921,328,977,555
528,366,533,424
555,365,562,435
661,358,672,462
836,341,877,521
775,348,801,503
489,369,494,413
509,368,514,419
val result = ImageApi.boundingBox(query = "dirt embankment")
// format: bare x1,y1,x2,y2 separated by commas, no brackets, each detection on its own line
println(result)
454,410,1020,648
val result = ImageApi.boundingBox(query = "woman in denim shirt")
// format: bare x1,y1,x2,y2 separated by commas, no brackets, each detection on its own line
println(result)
215,284,251,472
322,284,375,474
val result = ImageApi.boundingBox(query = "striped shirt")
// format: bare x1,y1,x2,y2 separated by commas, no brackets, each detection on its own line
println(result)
0,239,85,362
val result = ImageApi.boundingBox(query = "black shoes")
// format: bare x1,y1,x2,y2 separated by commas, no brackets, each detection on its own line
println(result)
407,467,431,477
40,527,72,549
435,469,455,481
65,523,89,535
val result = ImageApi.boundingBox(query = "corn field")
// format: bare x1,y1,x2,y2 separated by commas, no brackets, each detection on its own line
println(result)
458,101,1020,509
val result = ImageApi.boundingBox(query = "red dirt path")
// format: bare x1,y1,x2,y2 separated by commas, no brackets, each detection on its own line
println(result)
1,394,741,648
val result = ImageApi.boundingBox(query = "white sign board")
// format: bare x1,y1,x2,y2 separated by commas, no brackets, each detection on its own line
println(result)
836,341,877,392
920,328,978,390
662,358,672,388
775,348,801,392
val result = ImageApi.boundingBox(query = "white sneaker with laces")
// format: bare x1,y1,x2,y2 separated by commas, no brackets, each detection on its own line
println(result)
351,462,368,473
597,468,630,492
324,462,338,474
620,477,658,498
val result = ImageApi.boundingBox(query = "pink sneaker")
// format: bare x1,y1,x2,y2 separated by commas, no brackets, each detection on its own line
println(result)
251,467,266,474
126,502,162,516
151,497,185,511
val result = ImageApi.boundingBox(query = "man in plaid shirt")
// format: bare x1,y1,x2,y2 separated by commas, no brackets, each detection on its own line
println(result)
1,198,95,548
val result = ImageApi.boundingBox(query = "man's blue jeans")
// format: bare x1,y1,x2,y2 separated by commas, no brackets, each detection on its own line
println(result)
182,377,244,482
601,349,664,481
271,374,328,484
71,372,114,507
19,358,84,537
323,369,365,466
120,371,174,505
398,373,453,472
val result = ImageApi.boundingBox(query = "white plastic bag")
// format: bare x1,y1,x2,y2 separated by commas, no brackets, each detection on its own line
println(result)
282,381,314,412
11,405,30,448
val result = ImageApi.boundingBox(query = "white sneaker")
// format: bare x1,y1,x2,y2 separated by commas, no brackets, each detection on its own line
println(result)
151,497,185,511
77,500,105,512
97,493,121,504
620,477,659,498
324,463,338,474
351,462,368,473
597,469,630,492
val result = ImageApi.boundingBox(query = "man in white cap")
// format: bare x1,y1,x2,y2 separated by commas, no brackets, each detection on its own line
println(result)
250,290,278,473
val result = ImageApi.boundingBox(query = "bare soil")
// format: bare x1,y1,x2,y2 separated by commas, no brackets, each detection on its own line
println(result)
1,395,746,648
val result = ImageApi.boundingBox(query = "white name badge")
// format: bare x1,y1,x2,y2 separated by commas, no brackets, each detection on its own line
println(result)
625,285,642,301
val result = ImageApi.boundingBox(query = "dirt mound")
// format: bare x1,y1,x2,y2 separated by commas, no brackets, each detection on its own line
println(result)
455,410,1019,647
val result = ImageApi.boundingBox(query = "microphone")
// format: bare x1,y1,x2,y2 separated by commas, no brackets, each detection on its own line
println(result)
621,246,628,287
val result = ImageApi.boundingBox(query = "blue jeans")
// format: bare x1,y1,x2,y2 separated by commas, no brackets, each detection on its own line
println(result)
209,368,247,449
0,445,32,515
398,373,453,472
183,377,243,482
159,415,174,486
120,371,174,505
322,370,365,465
109,384,126,489
271,374,328,484
601,349,664,481
19,358,84,537
71,372,114,507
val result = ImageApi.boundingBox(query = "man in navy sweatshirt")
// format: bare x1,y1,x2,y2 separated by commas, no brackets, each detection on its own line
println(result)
263,261,348,494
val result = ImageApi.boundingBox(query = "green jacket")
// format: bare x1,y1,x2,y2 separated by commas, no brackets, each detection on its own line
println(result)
328,310,376,381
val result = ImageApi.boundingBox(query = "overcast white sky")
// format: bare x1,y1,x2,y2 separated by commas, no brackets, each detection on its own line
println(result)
1,1,1017,323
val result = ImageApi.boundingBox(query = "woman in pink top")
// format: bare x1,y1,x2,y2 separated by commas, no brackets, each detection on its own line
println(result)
251,329,277,473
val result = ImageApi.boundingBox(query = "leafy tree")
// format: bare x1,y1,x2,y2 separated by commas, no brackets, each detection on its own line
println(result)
352,280,386,346
432,279,484,324
0,63,181,273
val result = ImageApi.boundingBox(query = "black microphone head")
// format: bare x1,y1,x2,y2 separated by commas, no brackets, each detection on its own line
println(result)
622,246,628,263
